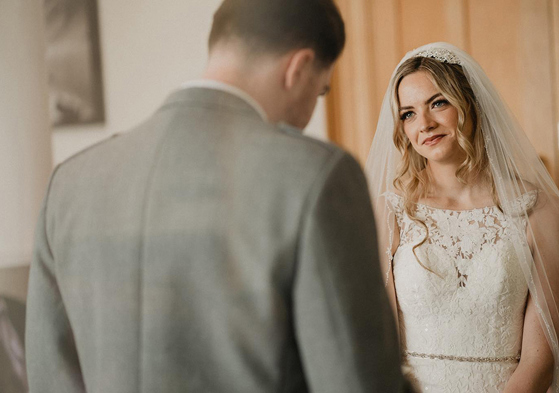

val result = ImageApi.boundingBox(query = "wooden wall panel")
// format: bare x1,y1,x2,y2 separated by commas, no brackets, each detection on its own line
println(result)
468,0,521,115
469,0,556,177
368,0,401,124
552,0,559,179
328,0,399,164
444,0,470,51
519,0,556,177
399,0,469,52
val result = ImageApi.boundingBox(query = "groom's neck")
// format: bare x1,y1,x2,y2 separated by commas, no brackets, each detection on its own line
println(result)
202,45,290,124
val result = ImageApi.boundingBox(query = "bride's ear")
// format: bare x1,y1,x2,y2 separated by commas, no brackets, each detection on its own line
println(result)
284,48,316,92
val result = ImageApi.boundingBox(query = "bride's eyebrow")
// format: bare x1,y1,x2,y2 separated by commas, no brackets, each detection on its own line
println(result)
399,93,444,111
426,93,444,104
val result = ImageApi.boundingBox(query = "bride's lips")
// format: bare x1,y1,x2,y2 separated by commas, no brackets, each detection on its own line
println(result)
422,134,446,146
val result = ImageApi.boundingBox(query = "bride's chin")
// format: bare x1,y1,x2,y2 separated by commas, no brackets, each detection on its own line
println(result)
424,151,457,164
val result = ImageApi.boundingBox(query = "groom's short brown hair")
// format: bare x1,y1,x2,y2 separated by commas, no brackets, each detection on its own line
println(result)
209,0,345,67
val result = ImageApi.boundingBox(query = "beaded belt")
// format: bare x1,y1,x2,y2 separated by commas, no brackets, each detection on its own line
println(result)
404,350,521,363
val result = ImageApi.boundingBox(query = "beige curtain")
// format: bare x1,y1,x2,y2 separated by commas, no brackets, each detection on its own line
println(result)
328,0,559,182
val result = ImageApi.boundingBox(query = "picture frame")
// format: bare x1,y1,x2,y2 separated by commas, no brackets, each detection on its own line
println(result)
44,0,105,127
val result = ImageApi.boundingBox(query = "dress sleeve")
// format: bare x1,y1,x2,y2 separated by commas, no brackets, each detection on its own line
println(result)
384,191,404,228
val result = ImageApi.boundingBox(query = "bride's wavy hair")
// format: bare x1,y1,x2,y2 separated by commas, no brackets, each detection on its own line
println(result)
391,56,498,276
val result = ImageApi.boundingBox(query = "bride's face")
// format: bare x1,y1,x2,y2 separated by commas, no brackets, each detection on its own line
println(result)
398,70,470,165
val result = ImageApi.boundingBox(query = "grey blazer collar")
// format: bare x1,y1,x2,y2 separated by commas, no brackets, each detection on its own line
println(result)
160,87,265,122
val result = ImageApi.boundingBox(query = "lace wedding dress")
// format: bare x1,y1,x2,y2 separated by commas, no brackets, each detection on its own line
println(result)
388,190,538,392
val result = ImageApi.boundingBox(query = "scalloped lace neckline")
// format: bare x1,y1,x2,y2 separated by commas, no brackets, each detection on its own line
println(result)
387,189,538,214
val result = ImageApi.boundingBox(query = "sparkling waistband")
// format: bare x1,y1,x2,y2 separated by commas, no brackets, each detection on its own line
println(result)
404,350,521,363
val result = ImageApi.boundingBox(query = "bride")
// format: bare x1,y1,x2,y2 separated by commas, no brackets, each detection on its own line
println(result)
365,42,559,392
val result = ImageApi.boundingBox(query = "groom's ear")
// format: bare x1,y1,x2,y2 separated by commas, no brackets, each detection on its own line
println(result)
284,48,316,92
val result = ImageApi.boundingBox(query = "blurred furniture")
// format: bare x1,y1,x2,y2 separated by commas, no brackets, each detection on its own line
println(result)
0,296,27,393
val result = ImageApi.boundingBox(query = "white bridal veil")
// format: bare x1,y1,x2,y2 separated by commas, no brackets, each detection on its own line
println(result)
365,42,559,389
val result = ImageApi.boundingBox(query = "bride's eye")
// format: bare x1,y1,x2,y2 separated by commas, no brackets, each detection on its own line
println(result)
400,111,413,121
432,99,449,108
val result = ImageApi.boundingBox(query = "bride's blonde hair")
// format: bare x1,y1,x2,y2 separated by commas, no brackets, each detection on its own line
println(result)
391,56,498,275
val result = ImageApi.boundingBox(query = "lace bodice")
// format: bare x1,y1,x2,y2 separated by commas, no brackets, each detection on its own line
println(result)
388,191,537,392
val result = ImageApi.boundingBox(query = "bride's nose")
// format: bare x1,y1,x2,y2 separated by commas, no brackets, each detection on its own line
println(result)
417,111,437,133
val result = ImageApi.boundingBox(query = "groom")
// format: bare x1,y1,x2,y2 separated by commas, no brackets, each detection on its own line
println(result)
26,0,408,392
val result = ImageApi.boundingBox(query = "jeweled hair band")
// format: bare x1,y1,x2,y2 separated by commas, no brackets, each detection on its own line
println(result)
414,48,462,65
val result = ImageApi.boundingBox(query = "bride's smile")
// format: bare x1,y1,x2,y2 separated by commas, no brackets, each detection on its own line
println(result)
422,134,446,146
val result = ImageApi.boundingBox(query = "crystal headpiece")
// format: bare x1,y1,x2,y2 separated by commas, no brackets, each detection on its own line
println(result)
414,48,462,65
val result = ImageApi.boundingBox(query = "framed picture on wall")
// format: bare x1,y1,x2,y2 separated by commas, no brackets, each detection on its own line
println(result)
44,0,105,127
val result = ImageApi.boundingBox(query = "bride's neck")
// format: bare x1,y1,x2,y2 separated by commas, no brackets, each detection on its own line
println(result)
424,161,486,201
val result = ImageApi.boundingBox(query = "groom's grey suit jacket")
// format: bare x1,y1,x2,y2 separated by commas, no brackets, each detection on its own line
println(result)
26,87,406,392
